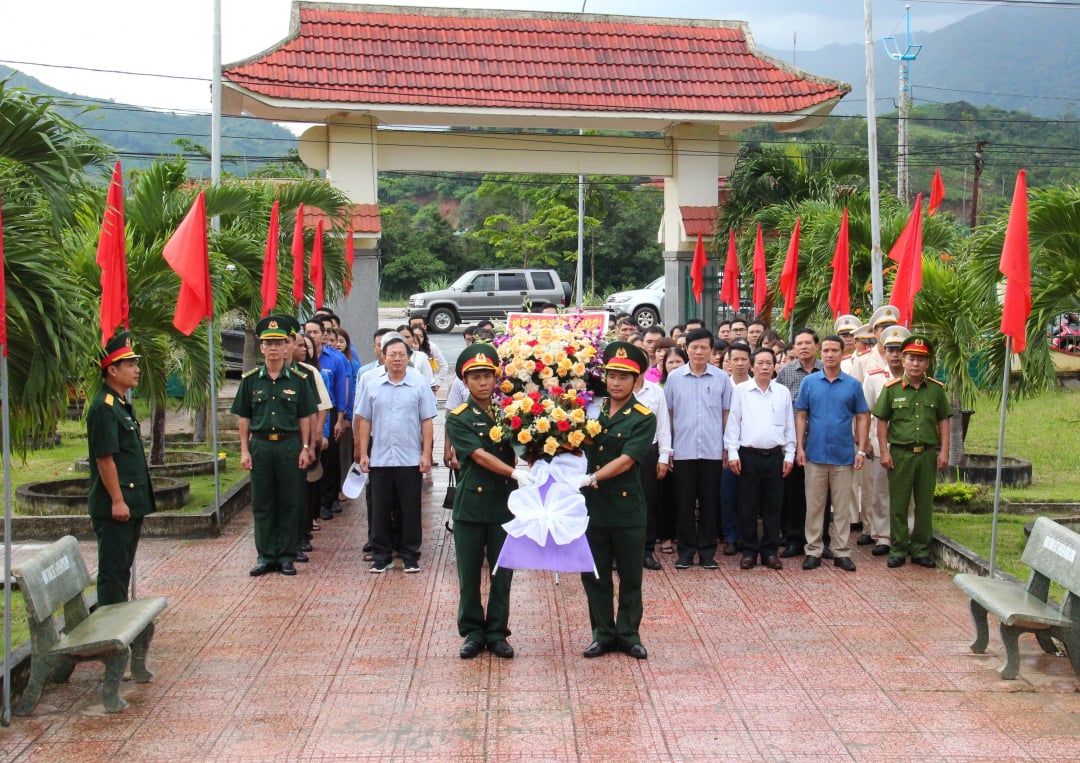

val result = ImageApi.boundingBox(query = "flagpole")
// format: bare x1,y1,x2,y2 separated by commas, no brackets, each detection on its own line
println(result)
208,318,222,527
2,352,13,726
988,336,1011,579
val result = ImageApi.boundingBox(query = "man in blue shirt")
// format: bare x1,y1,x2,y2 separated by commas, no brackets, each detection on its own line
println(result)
794,335,871,572
663,328,732,569
306,316,351,520
355,334,437,573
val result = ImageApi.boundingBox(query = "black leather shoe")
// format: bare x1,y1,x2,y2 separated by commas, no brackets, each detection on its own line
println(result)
872,543,891,556
249,563,275,577
488,639,514,659
822,547,835,560
834,557,856,572
301,540,313,552
802,555,821,570
887,556,906,568
779,546,804,558
856,533,874,546
319,508,334,521
460,640,483,659
294,551,309,563
621,643,648,660
740,556,756,570
583,641,614,658
643,553,662,571
912,556,936,568
363,542,373,552
279,561,297,576
721,541,738,556
763,556,783,570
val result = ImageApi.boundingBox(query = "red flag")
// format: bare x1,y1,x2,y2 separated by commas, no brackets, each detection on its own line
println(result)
719,230,740,311
260,200,280,318
291,203,305,305
999,169,1031,352
0,196,7,355
828,208,851,319
928,168,945,215
310,218,325,311
344,228,355,297
780,218,800,321
96,161,129,345
163,191,212,336
690,233,707,304
752,223,767,314
890,194,924,326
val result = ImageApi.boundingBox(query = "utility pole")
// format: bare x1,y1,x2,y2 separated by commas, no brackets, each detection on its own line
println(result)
864,0,884,308
883,5,923,203
970,141,987,230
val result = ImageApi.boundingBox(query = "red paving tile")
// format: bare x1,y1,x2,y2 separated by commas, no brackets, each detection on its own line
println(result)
5,414,1080,761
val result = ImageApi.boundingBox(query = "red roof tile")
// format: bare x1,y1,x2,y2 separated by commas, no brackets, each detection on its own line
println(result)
303,203,381,235
681,206,719,237
224,5,848,116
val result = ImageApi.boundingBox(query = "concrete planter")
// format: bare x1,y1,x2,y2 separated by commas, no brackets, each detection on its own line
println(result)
16,477,189,516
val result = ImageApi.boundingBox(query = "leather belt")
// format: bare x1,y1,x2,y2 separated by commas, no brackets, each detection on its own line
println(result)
740,446,783,457
891,443,932,453
250,431,299,441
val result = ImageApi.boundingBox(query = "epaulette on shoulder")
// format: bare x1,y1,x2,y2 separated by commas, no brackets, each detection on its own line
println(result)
633,403,654,416
292,367,309,380
103,393,115,406
927,377,946,386
884,377,903,387
242,368,259,379
867,368,884,376
450,403,469,415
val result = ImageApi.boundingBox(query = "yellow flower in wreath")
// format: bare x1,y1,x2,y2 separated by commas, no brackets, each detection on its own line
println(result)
535,417,551,433
489,426,504,442
517,430,533,444
543,436,560,456
567,430,586,449
549,407,568,422
500,380,514,394
585,420,603,437
569,408,586,424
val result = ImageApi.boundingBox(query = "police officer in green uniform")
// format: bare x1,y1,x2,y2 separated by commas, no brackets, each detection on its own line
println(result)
87,332,156,605
579,341,657,660
874,334,953,569
232,316,317,577
445,344,532,660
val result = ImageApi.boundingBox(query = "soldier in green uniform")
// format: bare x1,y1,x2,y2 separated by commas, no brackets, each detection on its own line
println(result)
873,334,953,569
579,342,657,660
232,316,317,577
445,344,532,660
87,332,156,605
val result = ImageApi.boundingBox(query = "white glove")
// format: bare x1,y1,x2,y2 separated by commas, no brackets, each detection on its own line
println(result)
577,473,597,489
510,468,533,486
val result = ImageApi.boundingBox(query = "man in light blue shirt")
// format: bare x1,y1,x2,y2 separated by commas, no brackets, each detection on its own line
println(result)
663,328,732,569
794,335,870,572
355,334,437,573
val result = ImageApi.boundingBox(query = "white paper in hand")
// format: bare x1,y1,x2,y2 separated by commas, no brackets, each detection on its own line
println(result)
342,463,368,499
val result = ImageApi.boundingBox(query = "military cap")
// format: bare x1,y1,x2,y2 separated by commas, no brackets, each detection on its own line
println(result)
854,323,875,341
902,334,932,356
880,325,911,347
280,315,301,336
100,331,141,370
870,304,901,329
456,343,500,379
256,316,289,340
834,314,861,335
601,341,649,376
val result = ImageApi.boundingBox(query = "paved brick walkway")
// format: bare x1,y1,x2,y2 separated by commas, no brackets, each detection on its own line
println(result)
5,435,1080,761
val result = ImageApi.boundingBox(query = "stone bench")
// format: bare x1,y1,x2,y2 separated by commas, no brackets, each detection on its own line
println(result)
12,535,167,714
954,516,1080,680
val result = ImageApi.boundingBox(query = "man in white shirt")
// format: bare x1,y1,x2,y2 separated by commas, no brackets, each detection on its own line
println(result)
632,373,673,571
725,348,796,569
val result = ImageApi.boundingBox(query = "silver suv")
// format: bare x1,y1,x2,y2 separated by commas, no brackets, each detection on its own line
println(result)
603,276,664,330
407,269,571,333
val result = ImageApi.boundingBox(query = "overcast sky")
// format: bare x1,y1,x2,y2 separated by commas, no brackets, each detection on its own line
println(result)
1,0,978,113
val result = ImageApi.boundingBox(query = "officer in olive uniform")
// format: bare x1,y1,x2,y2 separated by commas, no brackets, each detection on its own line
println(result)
232,316,317,576
579,341,657,660
445,344,532,660
87,332,156,605
874,335,953,569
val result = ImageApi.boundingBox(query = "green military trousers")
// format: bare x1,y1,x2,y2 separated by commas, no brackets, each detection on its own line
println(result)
581,524,645,648
888,448,937,559
249,437,304,565
454,519,513,644
91,516,144,606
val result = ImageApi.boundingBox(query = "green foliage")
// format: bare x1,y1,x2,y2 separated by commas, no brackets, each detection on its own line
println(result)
934,481,982,507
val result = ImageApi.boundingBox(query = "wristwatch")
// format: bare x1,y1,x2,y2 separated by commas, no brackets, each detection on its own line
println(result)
857,450,867,457
587,473,598,487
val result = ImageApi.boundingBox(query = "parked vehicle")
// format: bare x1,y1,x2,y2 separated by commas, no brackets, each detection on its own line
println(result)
603,276,664,330
407,269,571,333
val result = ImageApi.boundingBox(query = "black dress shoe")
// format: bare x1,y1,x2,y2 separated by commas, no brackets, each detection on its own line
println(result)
279,561,297,576
834,556,856,572
583,641,614,658
249,562,275,577
779,546,804,559
319,507,334,521
488,639,514,659
363,542,373,552
856,533,874,546
301,540,313,552
460,640,483,659
621,643,648,660
802,555,821,570
822,547,835,560
872,543,891,556
763,556,783,570
887,556,906,568
721,541,738,556
294,551,309,563
912,556,936,568
643,553,662,571
740,556,756,570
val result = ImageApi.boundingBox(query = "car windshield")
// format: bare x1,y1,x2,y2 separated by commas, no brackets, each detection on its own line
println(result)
646,276,664,290
449,272,477,289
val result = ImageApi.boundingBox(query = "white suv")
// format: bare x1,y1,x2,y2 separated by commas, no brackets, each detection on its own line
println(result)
603,276,664,330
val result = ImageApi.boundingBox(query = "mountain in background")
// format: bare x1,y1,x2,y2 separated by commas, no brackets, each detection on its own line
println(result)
763,5,1078,119
0,65,296,177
